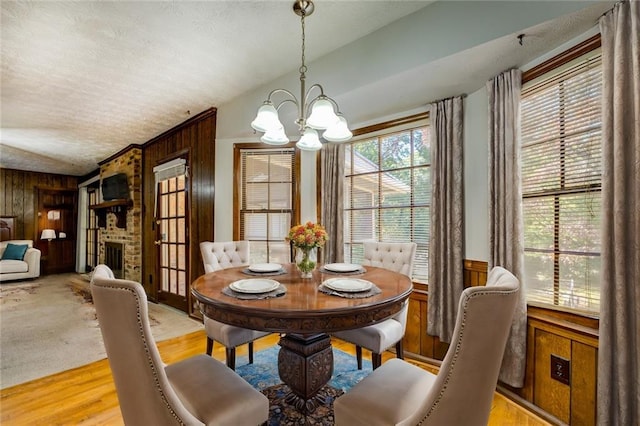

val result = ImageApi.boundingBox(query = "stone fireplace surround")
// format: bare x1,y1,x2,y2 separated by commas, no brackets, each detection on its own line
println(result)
97,147,142,283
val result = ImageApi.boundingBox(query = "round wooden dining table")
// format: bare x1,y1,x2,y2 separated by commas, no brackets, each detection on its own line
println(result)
191,263,412,414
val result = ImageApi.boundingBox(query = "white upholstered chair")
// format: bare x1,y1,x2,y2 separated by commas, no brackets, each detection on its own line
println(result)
199,241,270,370
334,266,520,426
333,241,417,369
91,272,269,426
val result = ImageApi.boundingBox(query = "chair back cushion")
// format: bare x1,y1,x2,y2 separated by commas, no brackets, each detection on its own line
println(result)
414,267,520,425
90,264,115,282
362,241,417,277
91,277,202,425
199,241,250,273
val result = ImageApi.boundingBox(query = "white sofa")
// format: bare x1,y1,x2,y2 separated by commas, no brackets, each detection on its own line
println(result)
0,240,41,282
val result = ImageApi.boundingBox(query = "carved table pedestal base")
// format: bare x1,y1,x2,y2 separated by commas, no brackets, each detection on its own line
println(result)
278,333,334,415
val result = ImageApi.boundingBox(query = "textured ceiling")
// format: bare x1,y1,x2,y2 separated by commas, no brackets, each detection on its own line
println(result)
1,0,430,176
0,1,613,177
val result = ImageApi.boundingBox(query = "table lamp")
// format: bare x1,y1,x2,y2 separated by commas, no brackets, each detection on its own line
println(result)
40,229,56,241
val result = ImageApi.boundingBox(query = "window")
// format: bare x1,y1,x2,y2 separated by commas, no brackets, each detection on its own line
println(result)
86,183,99,272
521,40,602,314
343,116,430,281
235,145,299,264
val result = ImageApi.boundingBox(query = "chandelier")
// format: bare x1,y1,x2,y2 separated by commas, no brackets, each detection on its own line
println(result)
251,0,353,151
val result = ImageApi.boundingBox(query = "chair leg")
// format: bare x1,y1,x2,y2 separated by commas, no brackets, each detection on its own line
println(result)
396,340,404,360
356,345,363,370
372,352,382,370
226,347,236,370
206,337,214,356
248,341,254,364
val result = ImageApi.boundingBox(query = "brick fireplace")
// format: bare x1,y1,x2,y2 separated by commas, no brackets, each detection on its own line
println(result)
97,147,142,283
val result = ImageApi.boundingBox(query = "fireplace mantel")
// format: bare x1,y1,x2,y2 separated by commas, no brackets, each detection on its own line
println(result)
89,199,132,228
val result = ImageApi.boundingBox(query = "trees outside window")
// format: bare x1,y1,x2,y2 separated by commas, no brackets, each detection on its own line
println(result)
344,118,430,281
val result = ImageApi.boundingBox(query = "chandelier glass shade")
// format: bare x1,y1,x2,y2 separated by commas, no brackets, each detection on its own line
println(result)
250,0,353,151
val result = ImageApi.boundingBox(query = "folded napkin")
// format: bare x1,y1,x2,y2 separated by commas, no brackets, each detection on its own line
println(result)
222,284,287,300
318,283,381,299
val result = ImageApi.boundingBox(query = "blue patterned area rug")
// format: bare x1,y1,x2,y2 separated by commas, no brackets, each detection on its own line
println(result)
235,346,372,425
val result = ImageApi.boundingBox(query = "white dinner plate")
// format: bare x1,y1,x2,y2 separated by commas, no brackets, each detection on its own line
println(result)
229,279,280,294
323,263,362,273
248,263,283,273
323,278,372,293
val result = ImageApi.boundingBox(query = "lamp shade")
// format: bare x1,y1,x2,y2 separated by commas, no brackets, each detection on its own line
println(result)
41,229,56,240
306,97,339,130
251,102,282,132
296,128,322,151
261,126,290,145
323,115,353,142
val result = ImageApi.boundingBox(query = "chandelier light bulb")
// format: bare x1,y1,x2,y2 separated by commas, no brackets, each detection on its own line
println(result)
261,126,290,145
323,115,353,142
251,103,282,133
296,128,322,151
306,97,340,130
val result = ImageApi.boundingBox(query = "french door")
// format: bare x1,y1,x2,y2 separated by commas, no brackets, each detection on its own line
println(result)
155,173,189,311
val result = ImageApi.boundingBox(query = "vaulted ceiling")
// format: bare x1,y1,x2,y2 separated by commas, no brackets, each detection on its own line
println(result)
0,1,614,177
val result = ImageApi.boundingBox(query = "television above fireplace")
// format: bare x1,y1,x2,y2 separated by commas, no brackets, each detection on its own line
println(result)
102,173,129,201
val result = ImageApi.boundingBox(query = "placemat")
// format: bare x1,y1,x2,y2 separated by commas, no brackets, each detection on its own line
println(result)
241,268,287,277
222,283,287,300
318,266,366,276
318,283,381,299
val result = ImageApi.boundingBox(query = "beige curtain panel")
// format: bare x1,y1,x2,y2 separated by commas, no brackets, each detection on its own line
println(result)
320,142,345,264
427,95,465,344
487,68,527,388
598,1,640,424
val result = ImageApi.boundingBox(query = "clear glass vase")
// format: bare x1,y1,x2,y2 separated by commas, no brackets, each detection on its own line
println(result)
295,247,317,278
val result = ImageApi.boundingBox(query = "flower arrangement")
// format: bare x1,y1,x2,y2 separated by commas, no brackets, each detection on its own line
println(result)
286,221,328,250
286,222,328,277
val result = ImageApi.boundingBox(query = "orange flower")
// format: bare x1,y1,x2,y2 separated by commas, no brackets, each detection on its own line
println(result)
286,222,328,250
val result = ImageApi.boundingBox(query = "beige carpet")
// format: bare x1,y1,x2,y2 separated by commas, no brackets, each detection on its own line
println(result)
0,273,203,389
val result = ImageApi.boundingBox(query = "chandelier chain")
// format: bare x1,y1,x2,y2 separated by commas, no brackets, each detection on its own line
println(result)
299,11,307,75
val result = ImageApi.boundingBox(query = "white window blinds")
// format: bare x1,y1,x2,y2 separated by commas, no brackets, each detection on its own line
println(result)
521,50,602,314
153,158,188,217
239,147,295,264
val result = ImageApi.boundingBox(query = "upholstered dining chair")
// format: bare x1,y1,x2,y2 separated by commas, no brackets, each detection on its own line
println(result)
333,266,520,426
91,272,269,425
199,241,270,370
332,241,417,370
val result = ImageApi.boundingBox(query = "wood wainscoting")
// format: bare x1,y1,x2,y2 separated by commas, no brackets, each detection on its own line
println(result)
403,260,599,425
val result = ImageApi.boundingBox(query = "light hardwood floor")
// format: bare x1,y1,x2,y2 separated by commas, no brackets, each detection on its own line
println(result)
0,330,550,425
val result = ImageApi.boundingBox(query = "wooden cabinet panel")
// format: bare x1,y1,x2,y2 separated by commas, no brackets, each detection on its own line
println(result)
403,284,449,361
534,329,571,423
404,297,423,355
571,341,597,426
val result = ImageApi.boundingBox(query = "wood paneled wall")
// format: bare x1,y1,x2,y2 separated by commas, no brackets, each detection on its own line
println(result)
405,260,599,424
0,168,79,241
141,108,216,316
